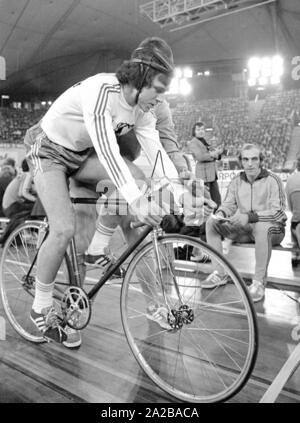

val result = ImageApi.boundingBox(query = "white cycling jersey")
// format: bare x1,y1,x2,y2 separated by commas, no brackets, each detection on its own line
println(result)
41,73,184,205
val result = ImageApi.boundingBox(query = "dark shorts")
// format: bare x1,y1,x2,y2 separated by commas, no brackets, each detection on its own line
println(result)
24,122,92,177
291,221,300,230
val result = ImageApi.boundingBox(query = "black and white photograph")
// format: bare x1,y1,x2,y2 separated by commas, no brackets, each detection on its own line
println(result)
0,0,300,406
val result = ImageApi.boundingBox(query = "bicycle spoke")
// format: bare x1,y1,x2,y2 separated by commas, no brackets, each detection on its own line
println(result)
121,234,257,403
0,222,72,343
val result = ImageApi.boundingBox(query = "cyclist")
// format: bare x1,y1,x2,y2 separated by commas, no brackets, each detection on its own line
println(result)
24,37,204,347
83,97,201,268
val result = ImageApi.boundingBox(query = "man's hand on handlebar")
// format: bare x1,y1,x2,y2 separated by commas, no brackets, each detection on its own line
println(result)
129,174,217,229
129,195,166,227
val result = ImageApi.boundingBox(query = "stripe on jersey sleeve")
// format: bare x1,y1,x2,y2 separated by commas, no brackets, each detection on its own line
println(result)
93,83,127,188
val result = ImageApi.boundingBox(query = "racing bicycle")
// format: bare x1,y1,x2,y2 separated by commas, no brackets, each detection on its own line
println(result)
0,197,258,403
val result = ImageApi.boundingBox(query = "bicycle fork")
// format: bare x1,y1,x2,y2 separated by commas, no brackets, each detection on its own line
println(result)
151,229,185,313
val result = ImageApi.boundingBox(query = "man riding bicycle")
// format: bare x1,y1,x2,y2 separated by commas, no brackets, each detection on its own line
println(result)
24,37,205,348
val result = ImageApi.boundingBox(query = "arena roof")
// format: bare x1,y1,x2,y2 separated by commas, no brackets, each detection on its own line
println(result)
0,0,299,99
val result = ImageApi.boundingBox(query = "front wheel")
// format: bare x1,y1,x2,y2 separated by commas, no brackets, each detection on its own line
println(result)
0,221,74,343
120,234,258,403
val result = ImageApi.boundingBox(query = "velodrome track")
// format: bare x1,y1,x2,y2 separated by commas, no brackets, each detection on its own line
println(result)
0,155,300,403
0,224,300,403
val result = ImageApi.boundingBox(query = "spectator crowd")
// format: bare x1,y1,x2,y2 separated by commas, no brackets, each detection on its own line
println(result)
171,88,300,170
1,88,300,171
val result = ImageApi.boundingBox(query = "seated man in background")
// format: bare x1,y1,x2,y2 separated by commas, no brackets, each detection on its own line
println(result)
1,157,17,177
0,158,36,245
2,158,36,216
204,143,287,303
0,157,17,216
285,156,300,266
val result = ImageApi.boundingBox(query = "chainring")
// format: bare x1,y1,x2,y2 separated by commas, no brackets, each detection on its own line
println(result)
61,286,91,330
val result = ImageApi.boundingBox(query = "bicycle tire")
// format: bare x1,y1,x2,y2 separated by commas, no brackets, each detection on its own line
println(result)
120,234,258,403
0,220,74,343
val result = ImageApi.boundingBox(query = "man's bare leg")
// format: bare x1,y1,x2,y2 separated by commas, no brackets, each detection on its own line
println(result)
30,169,75,343
34,169,76,287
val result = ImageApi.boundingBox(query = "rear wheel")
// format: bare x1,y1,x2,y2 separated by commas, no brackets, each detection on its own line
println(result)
0,221,73,343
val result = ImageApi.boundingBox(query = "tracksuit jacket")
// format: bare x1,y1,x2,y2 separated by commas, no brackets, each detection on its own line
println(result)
217,168,287,226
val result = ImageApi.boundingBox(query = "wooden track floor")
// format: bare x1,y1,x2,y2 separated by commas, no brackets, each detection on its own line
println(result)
1,269,300,403
1,224,300,403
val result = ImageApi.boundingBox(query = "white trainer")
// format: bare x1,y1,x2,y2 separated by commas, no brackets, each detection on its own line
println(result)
146,304,170,330
63,326,82,348
248,280,265,303
201,271,229,289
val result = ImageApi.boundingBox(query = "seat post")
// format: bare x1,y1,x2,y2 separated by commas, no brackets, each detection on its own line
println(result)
69,237,82,287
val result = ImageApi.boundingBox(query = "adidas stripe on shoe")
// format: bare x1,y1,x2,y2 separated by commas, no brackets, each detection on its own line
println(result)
30,307,67,344
84,253,112,269
201,271,229,289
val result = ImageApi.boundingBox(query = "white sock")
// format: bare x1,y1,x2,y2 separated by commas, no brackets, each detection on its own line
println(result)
223,238,233,255
32,279,55,313
87,222,115,255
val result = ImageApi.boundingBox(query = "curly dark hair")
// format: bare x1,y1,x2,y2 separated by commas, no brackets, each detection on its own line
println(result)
192,122,204,137
133,37,174,65
116,61,171,89
116,37,174,89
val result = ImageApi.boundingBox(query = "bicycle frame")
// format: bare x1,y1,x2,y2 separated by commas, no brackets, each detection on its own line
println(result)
87,224,152,299
26,197,166,301
70,198,187,306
